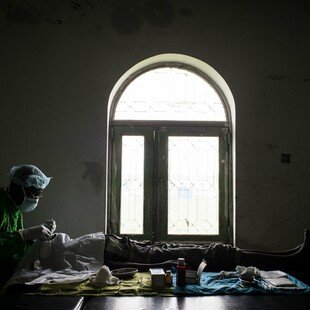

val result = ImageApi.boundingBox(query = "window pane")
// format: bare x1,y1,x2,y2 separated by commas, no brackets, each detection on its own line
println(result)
168,136,219,235
120,136,144,234
115,67,226,121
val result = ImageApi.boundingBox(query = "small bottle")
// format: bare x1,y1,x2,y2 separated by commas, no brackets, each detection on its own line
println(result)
165,270,172,286
176,258,186,287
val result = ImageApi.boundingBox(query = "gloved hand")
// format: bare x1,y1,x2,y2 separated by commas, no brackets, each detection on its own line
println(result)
18,225,52,241
42,219,56,234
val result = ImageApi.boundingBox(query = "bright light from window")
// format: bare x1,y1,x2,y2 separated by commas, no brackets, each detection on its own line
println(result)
115,67,226,121
168,136,219,235
120,136,144,234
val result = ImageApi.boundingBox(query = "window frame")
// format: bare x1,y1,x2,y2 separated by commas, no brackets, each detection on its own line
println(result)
157,125,229,243
110,63,230,123
107,62,233,244
110,125,154,239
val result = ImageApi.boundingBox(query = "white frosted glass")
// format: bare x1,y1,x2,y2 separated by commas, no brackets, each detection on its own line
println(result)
115,67,226,121
168,136,219,235
120,136,144,234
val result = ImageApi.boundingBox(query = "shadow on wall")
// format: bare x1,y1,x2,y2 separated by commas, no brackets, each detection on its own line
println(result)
82,161,104,195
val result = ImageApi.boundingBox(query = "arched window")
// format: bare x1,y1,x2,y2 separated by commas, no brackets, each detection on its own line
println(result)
108,59,233,243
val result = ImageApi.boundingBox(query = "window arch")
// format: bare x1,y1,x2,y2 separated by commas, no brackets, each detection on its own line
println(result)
107,54,235,243
114,67,226,121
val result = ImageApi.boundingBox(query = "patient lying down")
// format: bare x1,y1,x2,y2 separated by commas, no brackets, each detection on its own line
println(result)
104,230,309,272
5,230,309,289
5,232,106,288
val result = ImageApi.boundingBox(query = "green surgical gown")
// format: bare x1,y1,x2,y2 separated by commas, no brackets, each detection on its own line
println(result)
0,188,30,289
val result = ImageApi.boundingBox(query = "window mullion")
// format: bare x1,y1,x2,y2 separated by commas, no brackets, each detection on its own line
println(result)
157,127,169,241
151,128,159,243
219,128,230,243
143,128,154,241
110,127,122,235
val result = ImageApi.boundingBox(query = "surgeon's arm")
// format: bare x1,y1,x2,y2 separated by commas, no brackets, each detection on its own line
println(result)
18,218,56,241
18,225,52,241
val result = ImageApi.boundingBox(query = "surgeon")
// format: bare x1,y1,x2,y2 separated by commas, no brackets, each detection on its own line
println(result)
0,164,56,289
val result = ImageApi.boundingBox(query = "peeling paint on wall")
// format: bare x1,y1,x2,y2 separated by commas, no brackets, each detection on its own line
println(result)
6,0,95,26
109,0,176,35
6,1,63,26
70,0,94,17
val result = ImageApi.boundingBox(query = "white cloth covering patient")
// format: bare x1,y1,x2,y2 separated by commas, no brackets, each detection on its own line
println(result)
5,232,106,287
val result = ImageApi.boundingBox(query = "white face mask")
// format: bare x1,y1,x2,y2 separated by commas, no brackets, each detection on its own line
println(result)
15,186,39,213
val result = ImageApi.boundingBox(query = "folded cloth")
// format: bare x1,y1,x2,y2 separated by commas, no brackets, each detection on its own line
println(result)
26,271,92,285
89,265,119,287
263,277,297,288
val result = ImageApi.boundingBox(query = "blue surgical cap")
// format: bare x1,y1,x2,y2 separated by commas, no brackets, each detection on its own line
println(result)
10,164,51,189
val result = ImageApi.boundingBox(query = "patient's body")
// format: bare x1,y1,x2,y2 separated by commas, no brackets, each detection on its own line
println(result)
104,234,236,271
104,230,310,272
5,229,309,289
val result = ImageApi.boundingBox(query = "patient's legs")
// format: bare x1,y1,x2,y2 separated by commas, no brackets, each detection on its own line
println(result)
149,230,309,271
104,230,309,272
238,244,302,256
237,229,309,271
104,235,209,270
237,230,309,256
149,245,207,270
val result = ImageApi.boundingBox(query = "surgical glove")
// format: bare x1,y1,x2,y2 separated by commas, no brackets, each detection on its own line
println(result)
42,219,56,234
19,225,52,241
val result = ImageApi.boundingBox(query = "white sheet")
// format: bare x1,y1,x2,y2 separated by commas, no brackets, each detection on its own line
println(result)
5,232,105,287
